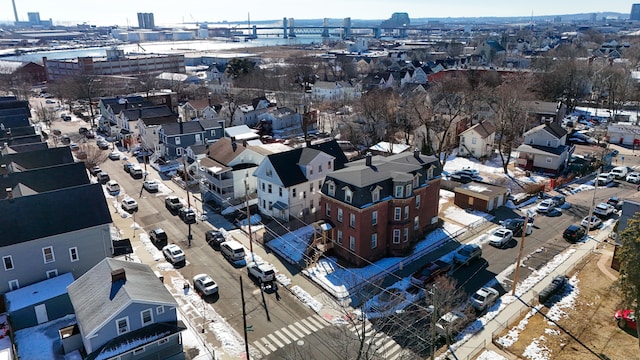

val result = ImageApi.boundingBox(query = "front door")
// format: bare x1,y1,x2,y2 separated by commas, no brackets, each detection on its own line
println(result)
35,304,48,324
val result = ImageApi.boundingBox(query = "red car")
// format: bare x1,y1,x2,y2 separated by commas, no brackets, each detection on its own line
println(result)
410,260,451,287
615,310,637,330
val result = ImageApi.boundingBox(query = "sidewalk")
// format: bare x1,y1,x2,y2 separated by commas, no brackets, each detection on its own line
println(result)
448,228,612,360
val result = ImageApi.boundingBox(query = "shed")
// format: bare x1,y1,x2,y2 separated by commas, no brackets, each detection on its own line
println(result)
454,181,509,212
4,273,75,330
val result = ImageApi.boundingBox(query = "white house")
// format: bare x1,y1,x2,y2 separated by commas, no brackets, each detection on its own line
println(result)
458,120,496,158
312,81,361,102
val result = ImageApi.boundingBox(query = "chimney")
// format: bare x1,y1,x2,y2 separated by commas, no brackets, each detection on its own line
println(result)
218,120,226,137
414,148,420,160
6,187,13,200
231,136,237,151
242,139,247,147
138,104,142,119
0,164,7,176
365,152,372,166
111,268,126,283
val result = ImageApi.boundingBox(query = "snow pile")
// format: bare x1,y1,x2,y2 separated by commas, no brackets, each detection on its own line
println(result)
546,275,579,322
443,206,494,226
138,232,164,262
361,278,423,320
495,306,541,347
290,285,323,312
476,349,508,360
510,249,576,299
266,225,315,264
522,336,551,360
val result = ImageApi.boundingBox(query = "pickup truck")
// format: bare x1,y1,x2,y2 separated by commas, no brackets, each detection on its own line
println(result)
248,262,276,283
165,196,183,212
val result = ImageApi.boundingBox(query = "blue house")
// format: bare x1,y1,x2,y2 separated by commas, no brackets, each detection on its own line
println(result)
158,121,205,159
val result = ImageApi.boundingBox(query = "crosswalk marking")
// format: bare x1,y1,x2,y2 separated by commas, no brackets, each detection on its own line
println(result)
273,330,291,345
385,344,402,359
293,321,312,335
267,333,284,348
287,323,305,338
253,341,270,355
279,326,298,341
260,338,277,352
306,316,324,329
300,318,318,332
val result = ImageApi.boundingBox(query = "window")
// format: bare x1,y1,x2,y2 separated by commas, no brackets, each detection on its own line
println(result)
328,182,335,196
303,191,306,199
46,269,58,278
413,175,420,188
3,256,13,271
262,199,266,208
395,186,403,198
156,306,165,315
427,166,434,179
268,184,272,193
349,213,356,228
371,233,378,249
158,338,169,345
372,188,380,202
394,207,401,221
328,161,332,170
175,137,181,145
349,236,355,251
318,164,323,173
292,188,297,197
393,230,401,244
404,206,409,219
416,195,421,208
42,246,55,264
468,197,474,206
116,317,130,335
337,208,343,222
405,184,412,197
372,210,378,225
69,247,79,262
404,228,409,242
414,216,419,230
261,182,265,191
336,230,343,244
266,169,273,177
8,280,19,291
279,187,283,197
141,309,153,325
546,157,553,164
472,137,477,144
133,347,145,355
326,203,331,216
344,188,352,203
310,183,314,193
268,201,273,210
309,167,313,175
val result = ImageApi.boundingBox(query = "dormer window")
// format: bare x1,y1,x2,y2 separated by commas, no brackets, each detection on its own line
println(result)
394,185,403,198
372,186,381,202
327,181,335,196
413,174,420,188
427,166,434,180
343,187,353,203
405,184,411,196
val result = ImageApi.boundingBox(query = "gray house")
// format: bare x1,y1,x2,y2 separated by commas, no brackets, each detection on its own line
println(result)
515,122,571,175
67,258,185,360
0,183,113,294
158,120,205,159
4,272,75,330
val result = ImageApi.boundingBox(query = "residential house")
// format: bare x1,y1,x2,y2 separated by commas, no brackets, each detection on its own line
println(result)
320,150,442,267
199,118,225,143
97,96,148,134
255,107,309,138
178,99,220,122
1,146,75,169
254,147,335,221
224,125,260,142
0,183,113,294
361,71,395,91
475,40,506,64
311,81,361,102
458,120,496,159
132,106,178,153
0,162,90,199
523,101,566,126
158,121,205,160
198,137,273,205
516,122,571,174
66,258,185,360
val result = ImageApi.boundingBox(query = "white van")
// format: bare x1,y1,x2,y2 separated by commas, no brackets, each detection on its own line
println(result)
610,166,628,179
105,180,119,195
220,240,247,266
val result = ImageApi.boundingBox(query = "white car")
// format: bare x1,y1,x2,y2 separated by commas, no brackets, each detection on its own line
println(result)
435,311,468,339
593,202,616,217
143,179,159,192
162,244,185,264
488,228,513,248
536,199,556,213
626,172,640,184
121,197,138,212
470,287,500,311
596,173,614,186
193,274,218,295
248,262,276,283
581,215,602,229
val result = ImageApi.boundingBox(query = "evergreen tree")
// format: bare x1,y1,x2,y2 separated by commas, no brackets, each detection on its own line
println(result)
615,213,640,346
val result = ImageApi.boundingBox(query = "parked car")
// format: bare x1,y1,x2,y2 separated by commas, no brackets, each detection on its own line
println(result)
453,244,482,266
501,218,532,237
97,140,110,150
435,311,468,340
78,127,89,135
162,244,185,264
205,230,226,249
165,196,183,212
450,173,479,184
149,228,168,244
606,197,623,211
614,310,637,331
596,173,614,186
551,195,566,206
105,180,120,195
89,166,102,176
121,197,138,212
488,228,514,248
538,275,567,304
143,179,159,192
96,171,110,184
129,165,143,179
593,202,616,217
123,162,134,173
410,260,451,287
626,172,640,184
247,262,276,283
84,130,95,139
178,207,197,224
470,287,500,311
108,152,120,160
536,199,557,213
563,224,586,243
581,215,602,229
193,274,219,296
610,166,629,179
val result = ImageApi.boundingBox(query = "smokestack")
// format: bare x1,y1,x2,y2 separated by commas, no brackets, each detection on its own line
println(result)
12,0,19,23
6,187,13,200
111,268,126,283
365,152,372,167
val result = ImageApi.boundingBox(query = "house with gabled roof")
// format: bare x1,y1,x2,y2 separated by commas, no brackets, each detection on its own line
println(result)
0,183,113,294
516,122,571,174
458,120,496,159
1,146,75,170
66,258,185,360
319,150,442,267
97,96,149,134
158,121,205,160
0,162,90,199
254,147,336,221
131,106,178,153
311,81,361,102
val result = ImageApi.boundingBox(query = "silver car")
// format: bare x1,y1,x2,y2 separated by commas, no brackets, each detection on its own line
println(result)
470,287,499,311
488,228,513,248
193,273,218,295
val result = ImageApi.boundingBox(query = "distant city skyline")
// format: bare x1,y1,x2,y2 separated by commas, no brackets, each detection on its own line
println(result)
0,0,634,26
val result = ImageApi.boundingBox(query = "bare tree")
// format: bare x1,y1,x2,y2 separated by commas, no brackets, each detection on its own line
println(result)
80,143,109,169
357,88,399,147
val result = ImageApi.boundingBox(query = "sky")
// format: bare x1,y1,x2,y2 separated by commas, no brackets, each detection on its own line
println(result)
0,0,634,27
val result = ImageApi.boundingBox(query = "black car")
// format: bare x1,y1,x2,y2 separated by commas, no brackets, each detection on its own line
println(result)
149,228,168,244
450,173,475,184
123,162,134,173
205,230,225,248
178,207,197,224
538,275,568,304
501,218,528,237
563,224,586,243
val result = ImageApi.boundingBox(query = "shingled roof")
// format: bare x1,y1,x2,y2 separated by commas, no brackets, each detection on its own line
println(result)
0,162,89,199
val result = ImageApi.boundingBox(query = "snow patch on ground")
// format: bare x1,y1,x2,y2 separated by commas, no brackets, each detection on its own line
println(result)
522,336,551,360
476,349,508,360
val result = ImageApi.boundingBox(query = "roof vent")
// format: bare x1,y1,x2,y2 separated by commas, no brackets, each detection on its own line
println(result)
111,268,126,283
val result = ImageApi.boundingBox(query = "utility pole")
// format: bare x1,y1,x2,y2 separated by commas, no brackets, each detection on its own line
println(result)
512,211,530,296
586,169,600,249
240,276,251,360
244,179,255,263
429,283,438,360
183,153,193,246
